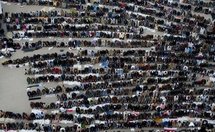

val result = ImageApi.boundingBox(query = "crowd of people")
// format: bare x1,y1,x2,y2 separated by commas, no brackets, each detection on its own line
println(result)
0,0,215,132
4,2,215,40
2,1,215,39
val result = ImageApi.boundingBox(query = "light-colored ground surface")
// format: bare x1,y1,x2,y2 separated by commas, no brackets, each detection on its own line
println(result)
0,66,30,113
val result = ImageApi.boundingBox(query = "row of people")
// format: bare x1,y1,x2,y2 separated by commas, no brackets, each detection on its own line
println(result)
3,1,214,40
0,110,213,131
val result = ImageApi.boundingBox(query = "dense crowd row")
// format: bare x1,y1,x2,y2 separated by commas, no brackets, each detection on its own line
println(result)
0,0,215,132
4,3,214,40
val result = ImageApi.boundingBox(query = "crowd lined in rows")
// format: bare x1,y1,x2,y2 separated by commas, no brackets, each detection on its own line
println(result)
4,3,214,40
0,0,215,132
